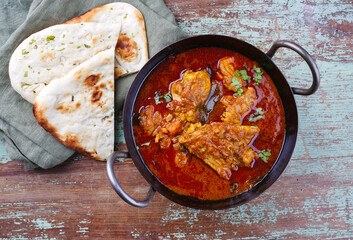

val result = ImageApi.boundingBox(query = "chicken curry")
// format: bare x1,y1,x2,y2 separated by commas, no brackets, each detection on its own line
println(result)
133,47,285,200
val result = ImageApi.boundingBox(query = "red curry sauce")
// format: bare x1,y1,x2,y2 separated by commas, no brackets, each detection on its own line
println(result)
133,47,285,200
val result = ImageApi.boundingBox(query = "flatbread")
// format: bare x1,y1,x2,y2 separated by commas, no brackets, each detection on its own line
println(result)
9,22,121,104
33,48,115,161
65,2,148,78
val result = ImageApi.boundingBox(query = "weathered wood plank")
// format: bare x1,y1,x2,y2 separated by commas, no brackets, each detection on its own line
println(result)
1,0,353,239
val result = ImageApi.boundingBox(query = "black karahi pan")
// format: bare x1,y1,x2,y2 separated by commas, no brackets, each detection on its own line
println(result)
106,35,320,210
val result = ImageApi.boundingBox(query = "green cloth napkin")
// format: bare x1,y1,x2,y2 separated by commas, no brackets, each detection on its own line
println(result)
0,0,187,169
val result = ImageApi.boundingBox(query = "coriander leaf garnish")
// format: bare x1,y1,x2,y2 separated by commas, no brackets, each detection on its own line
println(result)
84,44,91,48
259,150,271,163
253,65,263,85
230,76,241,88
58,48,65,51
46,68,51,71
154,91,163,105
29,39,36,45
141,142,151,146
256,107,264,115
23,72,28,78
62,34,66,38
249,107,264,122
46,35,55,41
22,49,29,55
163,91,172,103
235,70,241,77
155,91,172,104
236,69,251,82
234,88,244,97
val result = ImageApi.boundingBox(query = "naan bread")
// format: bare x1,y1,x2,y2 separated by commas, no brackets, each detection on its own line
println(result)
33,49,115,161
9,22,121,104
65,2,148,78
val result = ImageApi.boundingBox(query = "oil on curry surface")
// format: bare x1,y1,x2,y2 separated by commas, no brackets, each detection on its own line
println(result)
133,47,285,200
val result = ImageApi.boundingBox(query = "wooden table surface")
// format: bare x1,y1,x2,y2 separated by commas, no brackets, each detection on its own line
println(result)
1,0,353,239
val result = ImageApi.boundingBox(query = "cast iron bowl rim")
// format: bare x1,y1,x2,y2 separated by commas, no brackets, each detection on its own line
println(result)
123,34,298,210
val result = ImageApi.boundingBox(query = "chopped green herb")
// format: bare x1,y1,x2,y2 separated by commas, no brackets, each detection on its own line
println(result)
58,48,65,51
213,95,219,102
239,69,251,82
141,142,151,146
69,42,74,44
249,115,263,122
259,150,271,163
21,82,30,87
84,44,91,48
61,43,65,45
234,88,244,97
77,46,81,49
154,91,163,105
250,126,258,129
62,34,66,38
123,14,127,19
253,65,263,85
235,70,241,77
108,35,111,38
244,63,249,70
22,49,29,55
256,107,264,115
230,76,242,88
24,71,28,77
29,39,36,45
131,33,135,38
28,65,31,69
163,91,172,103
46,68,51,71
46,35,55,41
249,108,264,122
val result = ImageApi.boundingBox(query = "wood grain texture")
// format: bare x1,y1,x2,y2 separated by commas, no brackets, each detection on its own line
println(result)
1,0,353,239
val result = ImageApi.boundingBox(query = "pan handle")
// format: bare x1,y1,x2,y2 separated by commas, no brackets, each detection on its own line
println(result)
107,151,156,208
266,40,320,95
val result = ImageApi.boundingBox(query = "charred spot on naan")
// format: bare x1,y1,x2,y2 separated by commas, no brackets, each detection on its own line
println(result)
56,101,81,114
116,33,138,62
91,89,103,103
84,74,101,87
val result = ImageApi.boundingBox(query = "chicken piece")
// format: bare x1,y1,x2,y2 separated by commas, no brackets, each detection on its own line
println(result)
219,56,243,92
173,143,190,167
170,70,211,123
178,122,260,180
139,105,162,135
221,87,257,125
171,69,211,104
